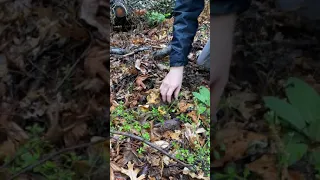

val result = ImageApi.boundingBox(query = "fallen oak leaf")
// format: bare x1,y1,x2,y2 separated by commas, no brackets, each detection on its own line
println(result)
121,161,146,180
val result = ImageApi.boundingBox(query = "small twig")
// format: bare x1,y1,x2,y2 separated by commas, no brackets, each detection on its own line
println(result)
110,130,194,169
54,41,92,92
121,46,151,57
9,138,107,180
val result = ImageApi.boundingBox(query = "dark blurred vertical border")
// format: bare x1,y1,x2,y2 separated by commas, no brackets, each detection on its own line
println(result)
210,0,251,179
0,0,110,179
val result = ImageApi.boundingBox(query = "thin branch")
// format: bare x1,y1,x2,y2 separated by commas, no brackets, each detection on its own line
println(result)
9,138,107,180
54,41,92,92
110,130,194,169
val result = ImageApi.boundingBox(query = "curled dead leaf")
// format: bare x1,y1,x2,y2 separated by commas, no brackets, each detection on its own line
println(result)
136,75,148,89
135,59,147,74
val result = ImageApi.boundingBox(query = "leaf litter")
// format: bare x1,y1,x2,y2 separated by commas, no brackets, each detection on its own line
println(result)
0,0,109,179
110,1,210,179
211,0,320,179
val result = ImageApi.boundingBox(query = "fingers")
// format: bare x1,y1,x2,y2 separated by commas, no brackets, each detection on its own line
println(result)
174,86,181,100
166,88,175,103
160,83,178,103
160,84,169,102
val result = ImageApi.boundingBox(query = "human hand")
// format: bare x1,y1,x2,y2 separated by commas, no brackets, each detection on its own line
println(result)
160,66,184,103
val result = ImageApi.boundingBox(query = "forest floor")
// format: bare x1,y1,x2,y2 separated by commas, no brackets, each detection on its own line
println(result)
0,0,319,179
110,2,211,180
0,0,109,179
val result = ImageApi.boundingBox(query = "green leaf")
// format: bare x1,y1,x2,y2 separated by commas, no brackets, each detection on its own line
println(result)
310,149,320,165
213,150,220,160
198,105,206,114
285,142,308,166
285,77,320,124
282,132,307,145
308,117,320,142
243,167,251,178
263,96,306,131
193,86,210,106
214,173,227,179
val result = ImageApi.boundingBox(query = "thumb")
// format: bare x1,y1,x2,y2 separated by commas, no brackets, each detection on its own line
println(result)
174,86,181,100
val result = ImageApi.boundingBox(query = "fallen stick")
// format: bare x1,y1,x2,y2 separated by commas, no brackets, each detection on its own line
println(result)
110,130,194,169
8,138,107,180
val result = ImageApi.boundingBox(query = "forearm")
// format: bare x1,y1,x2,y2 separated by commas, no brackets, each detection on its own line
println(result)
169,0,205,67
210,14,237,120
210,14,236,84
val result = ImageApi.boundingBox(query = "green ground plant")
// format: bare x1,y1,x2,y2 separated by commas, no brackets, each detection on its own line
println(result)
111,86,211,176
3,124,81,180
263,77,320,176
145,11,169,27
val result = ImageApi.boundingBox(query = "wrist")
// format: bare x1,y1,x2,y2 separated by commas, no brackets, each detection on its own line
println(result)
170,66,184,71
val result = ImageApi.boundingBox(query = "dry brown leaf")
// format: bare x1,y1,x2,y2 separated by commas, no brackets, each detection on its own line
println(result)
288,170,305,180
153,140,169,149
111,162,122,172
147,155,161,167
0,139,15,161
80,0,109,37
168,130,181,140
134,59,147,74
138,105,149,112
132,38,144,45
178,101,194,113
75,78,104,92
182,168,209,180
146,89,160,105
184,123,198,150
84,45,109,84
227,91,257,119
247,154,279,180
187,111,198,124
136,75,148,89
44,100,63,143
64,123,87,147
213,127,268,167
121,161,146,180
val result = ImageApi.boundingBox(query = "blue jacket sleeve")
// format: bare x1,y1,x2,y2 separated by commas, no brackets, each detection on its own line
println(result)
169,0,205,67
